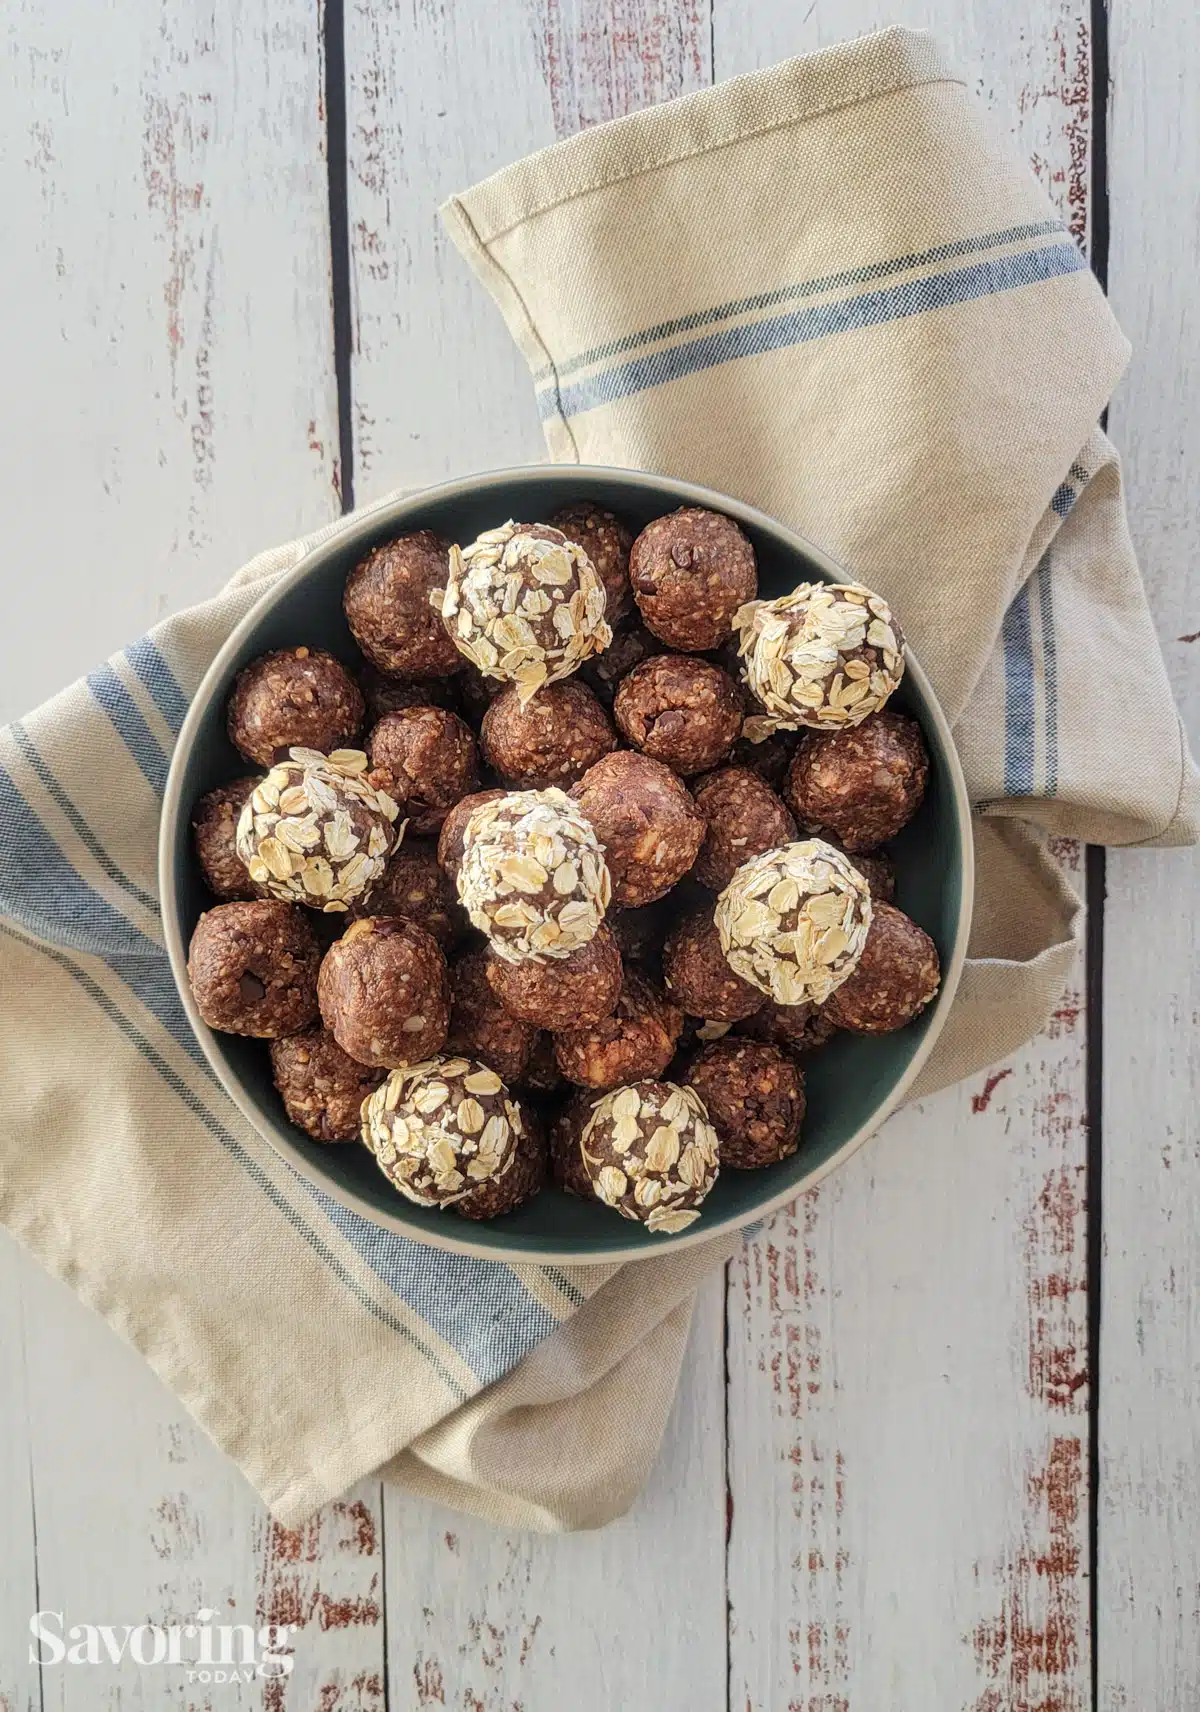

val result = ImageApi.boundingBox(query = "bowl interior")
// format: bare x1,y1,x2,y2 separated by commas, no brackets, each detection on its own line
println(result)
164,468,970,1260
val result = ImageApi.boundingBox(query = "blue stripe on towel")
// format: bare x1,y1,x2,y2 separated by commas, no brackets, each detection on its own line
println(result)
87,662,170,795
539,242,1088,422
1002,583,1036,796
125,637,191,736
1034,556,1059,798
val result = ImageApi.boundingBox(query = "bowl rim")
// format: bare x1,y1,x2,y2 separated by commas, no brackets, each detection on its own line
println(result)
160,463,975,1263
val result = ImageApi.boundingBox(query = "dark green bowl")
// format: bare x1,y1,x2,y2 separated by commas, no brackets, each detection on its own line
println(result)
160,467,973,1262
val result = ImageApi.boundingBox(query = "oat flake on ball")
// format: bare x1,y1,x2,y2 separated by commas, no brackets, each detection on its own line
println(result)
457,788,611,963
715,839,873,1006
734,582,904,735
580,1080,720,1234
437,521,613,704
362,1055,520,1208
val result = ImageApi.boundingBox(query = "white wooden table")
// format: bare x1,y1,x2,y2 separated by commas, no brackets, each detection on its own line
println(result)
1,2,1195,1706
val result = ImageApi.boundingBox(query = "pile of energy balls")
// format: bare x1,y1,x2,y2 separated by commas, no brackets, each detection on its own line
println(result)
186,505,941,1237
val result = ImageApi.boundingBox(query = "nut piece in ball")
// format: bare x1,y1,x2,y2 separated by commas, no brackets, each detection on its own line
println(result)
436,788,506,880
192,776,264,901
351,838,463,946
481,679,617,790
685,1038,805,1169
580,620,664,707
692,766,797,891
188,900,321,1037
785,710,928,853
440,521,613,702
226,648,364,768
614,654,743,777
344,531,461,677
445,947,537,1085
715,839,873,1007
553,968,682,1091
455,1105,548,1220
362,1055,520,1207
630,508,757,652
317,916,450,1068
366,705,480,835
236,748,400,912
571,750,705,908
486,922,622,1030
550,500,634,625
580,1080,720,1233
550,1091,598,1196
734,582,904,736
269,1024,385,1141
663,907,766,1023
824,902,940,1034
457,788,611,963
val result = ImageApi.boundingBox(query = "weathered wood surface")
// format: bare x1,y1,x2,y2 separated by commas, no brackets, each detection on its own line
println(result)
1100,2,1200,1705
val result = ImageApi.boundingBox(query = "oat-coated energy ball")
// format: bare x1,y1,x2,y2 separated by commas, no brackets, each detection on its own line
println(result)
436,789,505,880
362,1056,521,1207
486,922,622,1030
192,776,264,901
365,705,480,835
550,500,634,625
269,1024,385,1141
236,748,400,911
824,902,941,1034
737,999,839,1055
785,710,929,853
445,947,537,1085
549,1091,598,1196
614,654,743,777
580,620,664,707
351,839,463,946
317,916,450,1068
440,521,613,702
455,1104,548,1220
358,662,460,723
188,900,321,1037
481,679,617,790
685,1038,805,1169
227,648,365,768
663,907,766,1023
734,582,904,736
630,508,757,652
715,839,873,1007
553,968,682,1091
344,531,462,677
580,1080,720,1234
692,766,797,891
457,789,611,963
571,750,705,908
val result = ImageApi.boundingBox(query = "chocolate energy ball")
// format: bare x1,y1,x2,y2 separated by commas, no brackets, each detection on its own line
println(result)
344,530,461,677
550,1091,598,1196
192,776,263,901
441,521,613,701
436,788,506,880
456,664,506,725
630,508,757,652
455,1105,548,1220
481,679,617,790
729,725,799,792
553,968,682,1091
785,710,929,853
227,648,364,768
571,750,705,907
580,1080,720,1234
359,663,460,723
685,1038,805,1169
580,620,664,708
485,922,622,1030
614,654,743,777
317,916,450,1068
824,902,940,1034
445,946,537,1084
844,847,896,903
362,1056,521,1207
692,766,797,891
236,748,400,912
550,500,634,626
737,999,839,1056
366,705,480,835
457,789,611,963
521,1031,565,1095
663,908,766,1023
352,839,463,946
715,839,873,1006
187,900,320,1037
734,582,904,735
608,900,670,971
269,1024,385,1141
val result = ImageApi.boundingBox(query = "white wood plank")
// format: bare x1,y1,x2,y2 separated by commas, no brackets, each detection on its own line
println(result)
383,1270,727,1711
0,1236,41,1712
714,6,1094,1706
1101,3,1200,1704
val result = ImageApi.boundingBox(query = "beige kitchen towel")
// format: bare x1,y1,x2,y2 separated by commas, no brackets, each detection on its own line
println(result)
1,28,1193,1538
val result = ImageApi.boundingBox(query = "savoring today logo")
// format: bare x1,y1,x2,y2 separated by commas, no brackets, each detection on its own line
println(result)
29,1607,294,1684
